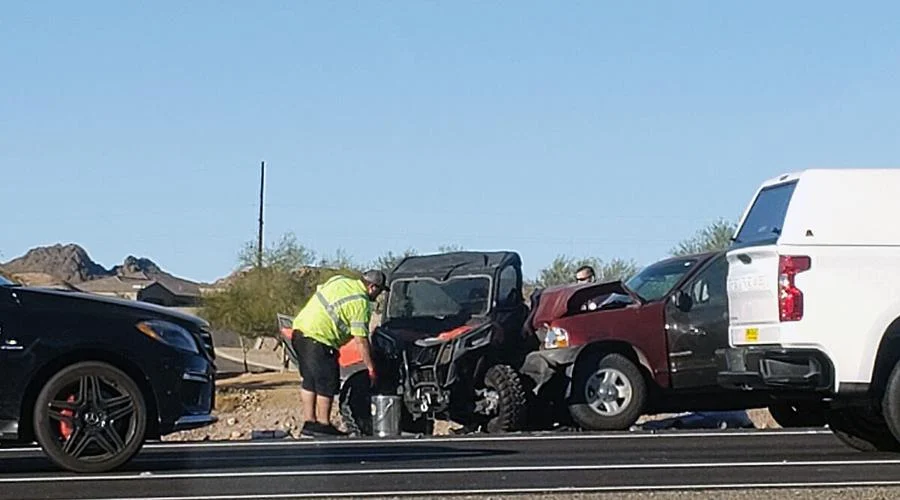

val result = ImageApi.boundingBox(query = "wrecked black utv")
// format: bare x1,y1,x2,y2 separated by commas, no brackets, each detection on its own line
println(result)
339,251,534,435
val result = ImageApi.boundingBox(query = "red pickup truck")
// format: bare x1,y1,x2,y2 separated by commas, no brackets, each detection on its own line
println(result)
520,251,794,431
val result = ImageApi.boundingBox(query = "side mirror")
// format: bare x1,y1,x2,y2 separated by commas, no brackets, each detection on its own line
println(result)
672,290,693,313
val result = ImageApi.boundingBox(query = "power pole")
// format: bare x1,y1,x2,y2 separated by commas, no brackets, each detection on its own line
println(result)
257,160,265,268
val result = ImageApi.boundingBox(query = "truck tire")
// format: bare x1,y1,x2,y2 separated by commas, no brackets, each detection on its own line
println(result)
768,401,827,428
33,361,147,473
826,407,900,452
483,364,527,433
881,359,900,443
568,353,647,431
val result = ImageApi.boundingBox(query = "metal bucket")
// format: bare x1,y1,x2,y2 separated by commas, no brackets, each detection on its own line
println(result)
371,395,401,437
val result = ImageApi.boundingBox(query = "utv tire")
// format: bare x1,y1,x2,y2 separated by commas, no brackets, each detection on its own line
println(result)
33,361,147,473
768,400,827,428
825,407,900,452
568,353,647,431
338,371,373,436
338,371,429,436
483,364,527,433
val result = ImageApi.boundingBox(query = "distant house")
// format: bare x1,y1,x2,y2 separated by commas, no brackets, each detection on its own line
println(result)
73,272,202,307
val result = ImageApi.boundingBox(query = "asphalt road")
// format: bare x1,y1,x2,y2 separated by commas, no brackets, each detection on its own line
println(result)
2,429,900,499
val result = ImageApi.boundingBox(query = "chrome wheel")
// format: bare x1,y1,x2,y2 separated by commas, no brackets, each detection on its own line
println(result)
584,367,633,417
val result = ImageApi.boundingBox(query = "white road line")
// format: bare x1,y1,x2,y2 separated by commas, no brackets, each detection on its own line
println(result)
2,458,899,483
75,480,900,500
0,428,834,453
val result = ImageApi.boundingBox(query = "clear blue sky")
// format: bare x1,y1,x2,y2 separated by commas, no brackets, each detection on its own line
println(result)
2,1,899,283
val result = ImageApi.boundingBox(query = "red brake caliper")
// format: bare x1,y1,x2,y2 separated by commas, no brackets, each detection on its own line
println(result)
59,394,75,440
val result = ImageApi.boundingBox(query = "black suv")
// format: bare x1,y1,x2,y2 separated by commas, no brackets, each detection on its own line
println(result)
0,275,216,473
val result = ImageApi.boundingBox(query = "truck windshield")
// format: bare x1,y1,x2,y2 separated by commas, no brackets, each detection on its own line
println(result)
387,276,491,319
625,258,698,302
733,180,798,246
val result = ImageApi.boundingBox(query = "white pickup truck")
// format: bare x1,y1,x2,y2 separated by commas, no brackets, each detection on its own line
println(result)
717,168,900,451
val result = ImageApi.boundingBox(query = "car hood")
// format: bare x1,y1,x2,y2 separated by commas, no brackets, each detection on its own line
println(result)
532,280,632,326
9,286,208,328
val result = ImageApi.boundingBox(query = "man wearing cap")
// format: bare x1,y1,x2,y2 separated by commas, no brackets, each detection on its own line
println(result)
290,270,388,436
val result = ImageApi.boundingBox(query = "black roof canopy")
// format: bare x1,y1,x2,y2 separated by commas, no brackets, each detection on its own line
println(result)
388,251,521,283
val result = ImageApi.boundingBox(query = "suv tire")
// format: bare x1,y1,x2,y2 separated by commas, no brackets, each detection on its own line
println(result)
483,364,527,433
33,361,147,473
569,353,647,431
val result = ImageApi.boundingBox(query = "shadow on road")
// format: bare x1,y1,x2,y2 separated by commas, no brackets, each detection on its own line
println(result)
0,443,518,475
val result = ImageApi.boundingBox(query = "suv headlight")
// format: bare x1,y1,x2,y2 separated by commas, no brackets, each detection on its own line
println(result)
538,326,569,349
137,320,200,354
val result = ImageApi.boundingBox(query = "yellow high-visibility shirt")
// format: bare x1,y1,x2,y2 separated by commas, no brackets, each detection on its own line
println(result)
292,275,372,349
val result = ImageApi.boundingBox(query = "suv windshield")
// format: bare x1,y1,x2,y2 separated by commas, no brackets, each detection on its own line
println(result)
387,276,491,319
0,275,13,286
625,258,698,301
734,180,798,246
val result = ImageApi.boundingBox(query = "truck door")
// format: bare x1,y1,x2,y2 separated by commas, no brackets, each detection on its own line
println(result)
665,254,730,389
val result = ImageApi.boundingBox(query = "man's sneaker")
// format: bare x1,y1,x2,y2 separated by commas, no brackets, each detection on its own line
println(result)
300,421,321,437
317,424,348,437
301,422,347,437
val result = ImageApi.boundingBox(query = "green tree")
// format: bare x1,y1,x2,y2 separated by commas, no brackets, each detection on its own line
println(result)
237,232,315,272
671,218,737,256
535,255,639,288
317,248,361,272
371,248,418,274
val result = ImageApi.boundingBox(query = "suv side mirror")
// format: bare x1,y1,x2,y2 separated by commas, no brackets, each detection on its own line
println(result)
672,290,693,312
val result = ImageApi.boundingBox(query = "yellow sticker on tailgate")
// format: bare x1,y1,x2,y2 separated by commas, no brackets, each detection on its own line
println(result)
745,328,759,342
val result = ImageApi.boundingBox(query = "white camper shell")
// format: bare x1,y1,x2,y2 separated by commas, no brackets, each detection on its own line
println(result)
718,168,900,452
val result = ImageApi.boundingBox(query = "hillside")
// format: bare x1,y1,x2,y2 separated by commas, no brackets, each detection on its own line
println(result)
0,243,201,289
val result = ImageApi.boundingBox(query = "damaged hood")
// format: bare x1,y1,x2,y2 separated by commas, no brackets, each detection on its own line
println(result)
532,280,633,326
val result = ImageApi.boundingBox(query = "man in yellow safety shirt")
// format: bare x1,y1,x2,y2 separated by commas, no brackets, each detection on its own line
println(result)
291,270,387,436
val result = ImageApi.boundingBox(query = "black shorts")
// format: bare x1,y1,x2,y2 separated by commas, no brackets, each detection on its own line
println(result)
291,332,340,397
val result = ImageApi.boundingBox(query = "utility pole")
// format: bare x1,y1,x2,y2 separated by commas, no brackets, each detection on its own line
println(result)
257,160,265,268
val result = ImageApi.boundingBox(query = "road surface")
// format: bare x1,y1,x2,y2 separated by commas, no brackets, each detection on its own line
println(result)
2,429,899,499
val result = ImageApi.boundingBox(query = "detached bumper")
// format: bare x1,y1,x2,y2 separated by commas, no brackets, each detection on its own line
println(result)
520,347,581,395
716,346,834,392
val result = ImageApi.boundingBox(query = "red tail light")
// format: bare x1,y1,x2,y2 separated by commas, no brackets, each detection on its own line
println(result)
779,255,811,322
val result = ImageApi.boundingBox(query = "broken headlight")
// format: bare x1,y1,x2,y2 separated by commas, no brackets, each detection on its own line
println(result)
537,325,569,350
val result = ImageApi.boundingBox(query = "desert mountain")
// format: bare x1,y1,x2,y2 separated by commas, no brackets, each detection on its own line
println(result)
0,243,197,288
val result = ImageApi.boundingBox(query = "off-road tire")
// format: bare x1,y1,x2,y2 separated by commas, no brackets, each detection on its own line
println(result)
768,400,827,428
826,407,900,452
568,353,647,431
338,371,429,436
33,361,147,473
338,371,373,436
484,364,527,433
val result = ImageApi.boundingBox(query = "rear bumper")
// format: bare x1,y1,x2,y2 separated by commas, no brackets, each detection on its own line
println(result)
716,346,834,392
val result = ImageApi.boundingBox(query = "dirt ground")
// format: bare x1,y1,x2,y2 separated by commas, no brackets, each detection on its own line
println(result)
162,371,779,441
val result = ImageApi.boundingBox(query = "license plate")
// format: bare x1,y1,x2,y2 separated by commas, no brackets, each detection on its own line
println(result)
745,328,759,342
